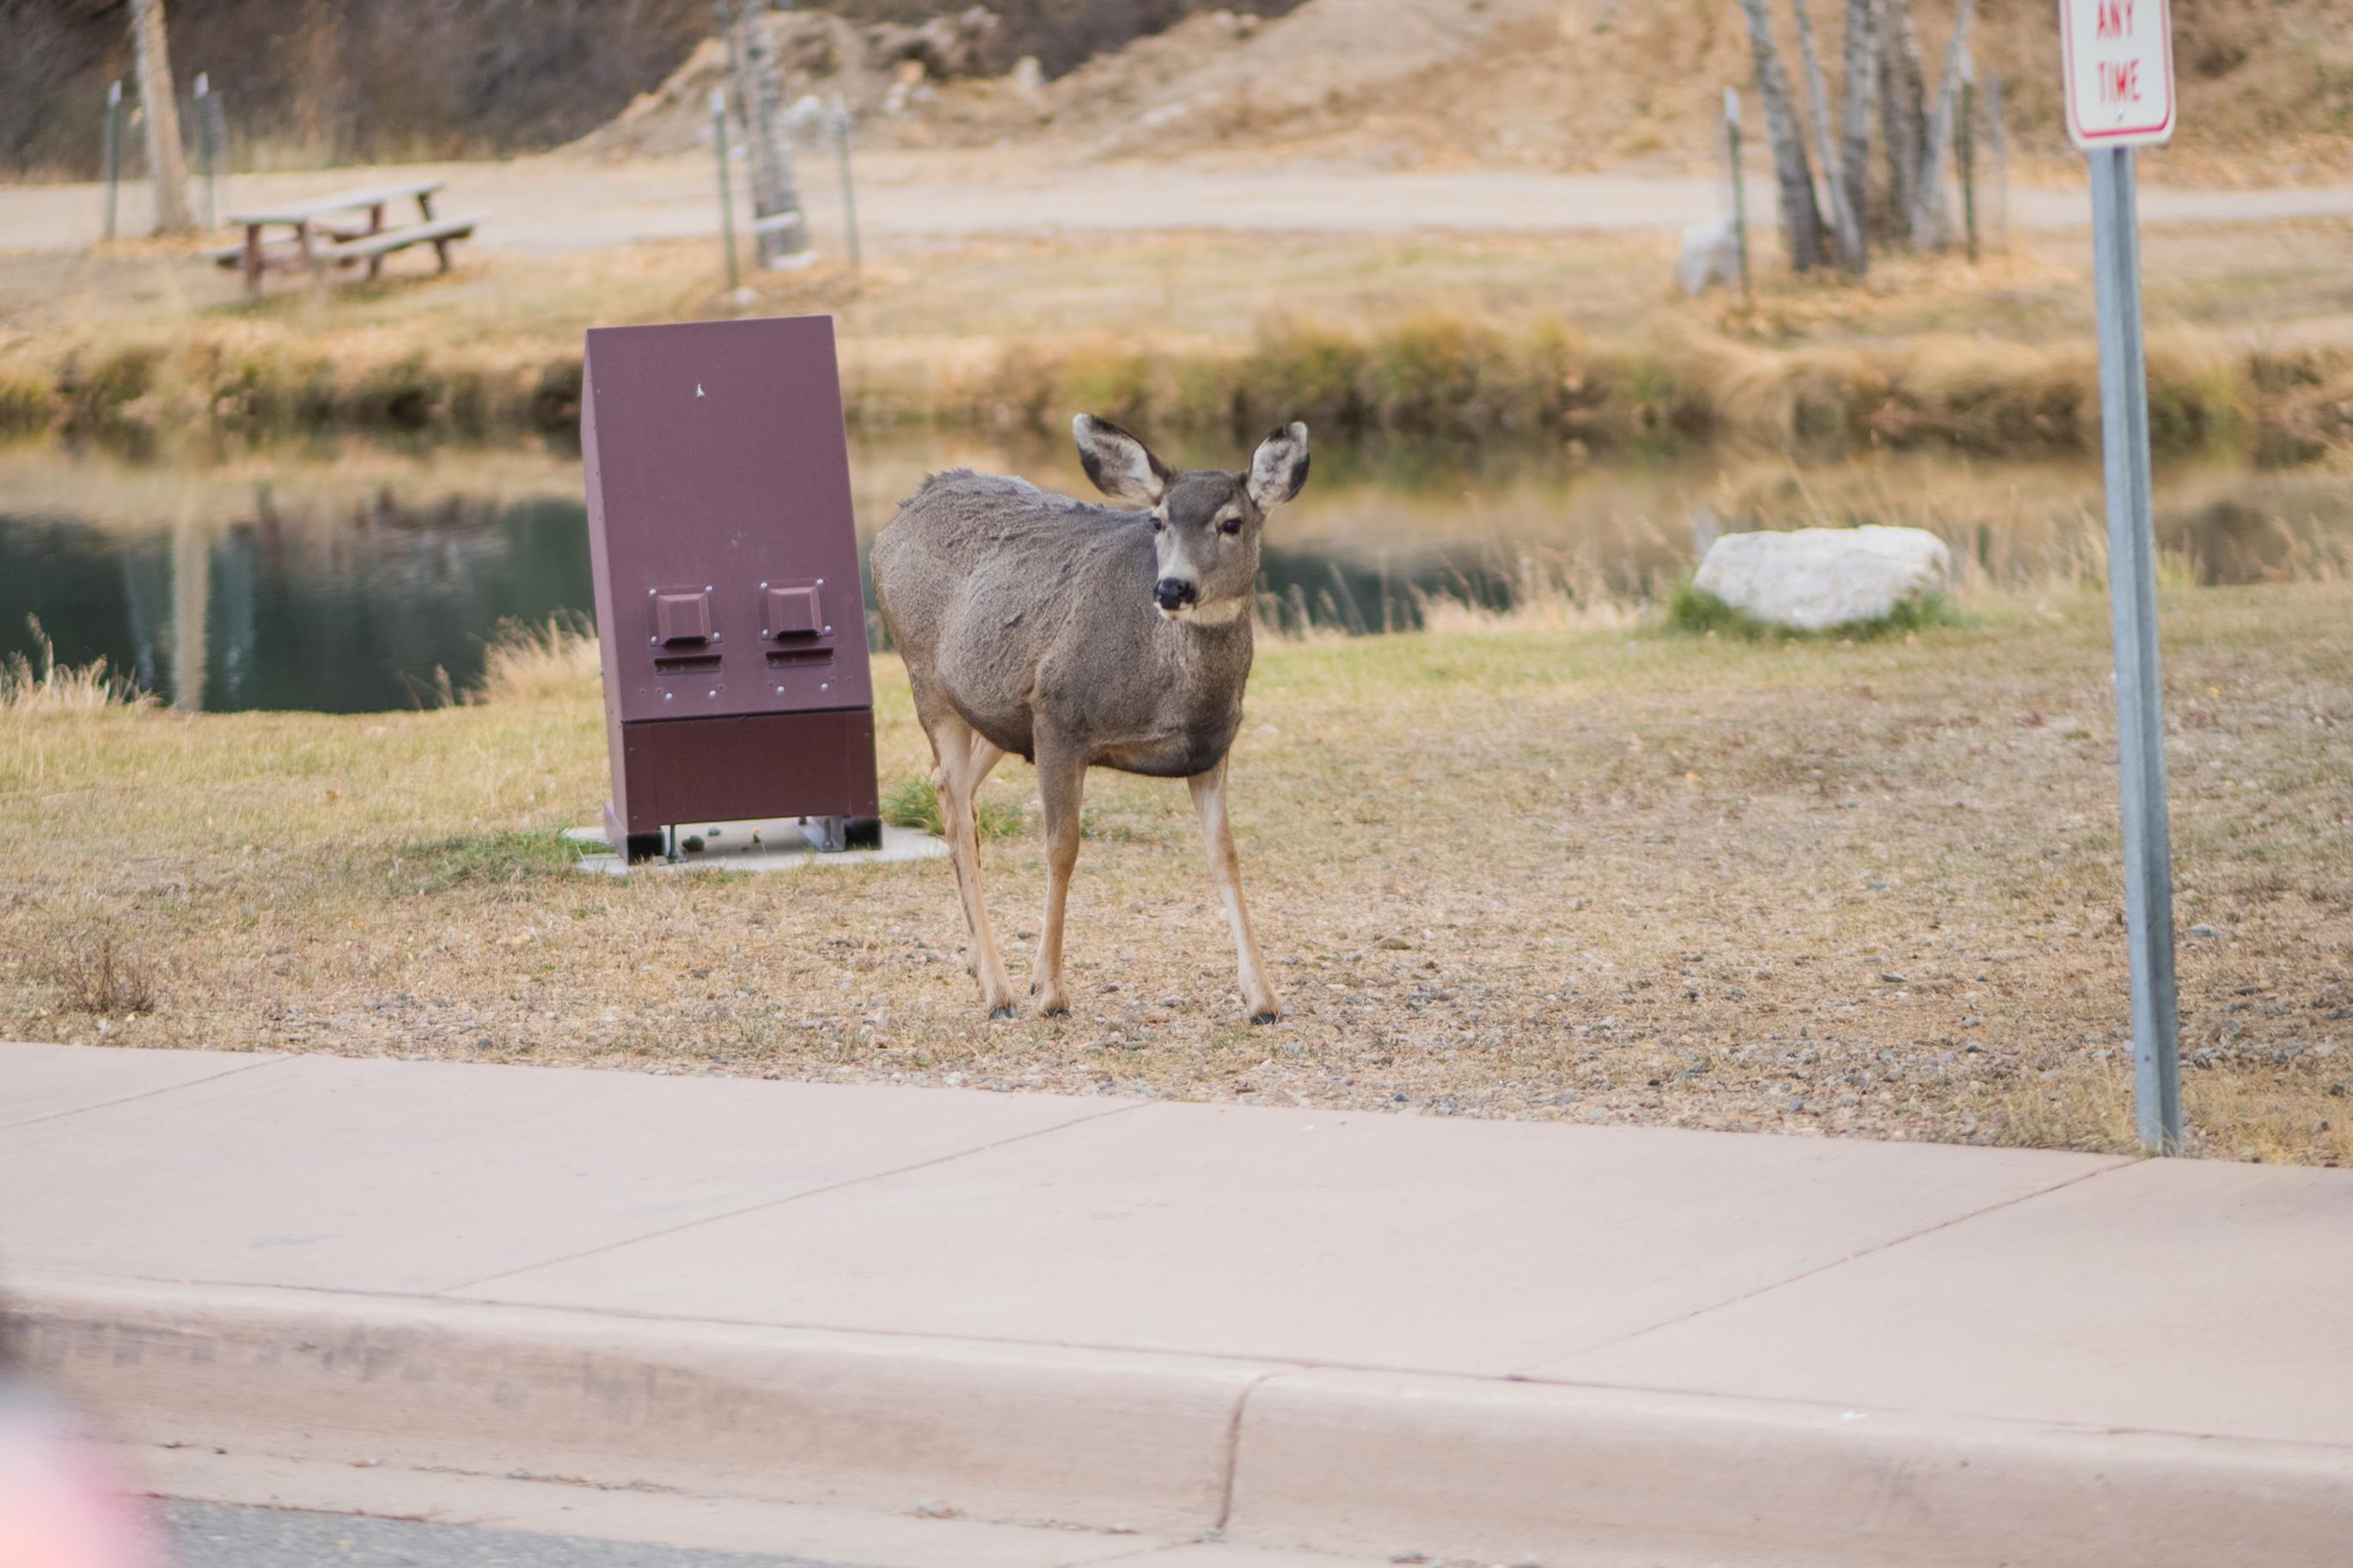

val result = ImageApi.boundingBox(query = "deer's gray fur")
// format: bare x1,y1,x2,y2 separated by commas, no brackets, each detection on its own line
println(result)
871,415,1310,1020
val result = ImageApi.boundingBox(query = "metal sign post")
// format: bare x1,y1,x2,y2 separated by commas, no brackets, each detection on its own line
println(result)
2062,0,2180,1153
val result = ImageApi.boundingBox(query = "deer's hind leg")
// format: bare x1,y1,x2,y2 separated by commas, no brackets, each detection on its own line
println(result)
919,701,1017,1017
1188,758,1281,1023
1029,735,1089,1017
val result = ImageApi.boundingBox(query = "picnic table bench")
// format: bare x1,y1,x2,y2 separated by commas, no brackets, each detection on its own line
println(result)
209,180,484,299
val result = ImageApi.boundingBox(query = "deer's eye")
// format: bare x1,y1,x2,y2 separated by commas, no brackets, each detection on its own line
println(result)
1151,516,1164,534
1218,516,1244,537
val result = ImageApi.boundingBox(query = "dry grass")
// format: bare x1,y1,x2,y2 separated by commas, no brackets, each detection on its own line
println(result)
474,614,602,706
1,619,150,712
2,583,2346,1166
57,934,160,1018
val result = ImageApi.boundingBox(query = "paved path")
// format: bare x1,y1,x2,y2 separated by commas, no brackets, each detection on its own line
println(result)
14,150,2353,254
5,1041,2350,1567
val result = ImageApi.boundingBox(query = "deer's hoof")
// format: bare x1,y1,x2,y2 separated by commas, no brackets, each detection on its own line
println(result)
1249,1010,1281,1026
988,1004,1017,1020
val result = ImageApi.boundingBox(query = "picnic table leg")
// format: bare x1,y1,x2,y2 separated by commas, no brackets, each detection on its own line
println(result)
296,220,325,296
419,190,453,272
367,204,387,280
242,224,263,302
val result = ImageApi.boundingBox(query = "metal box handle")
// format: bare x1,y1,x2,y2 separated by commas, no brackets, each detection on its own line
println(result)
654,589,716,646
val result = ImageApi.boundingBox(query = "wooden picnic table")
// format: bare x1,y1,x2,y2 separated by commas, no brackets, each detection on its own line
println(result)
217,179,483,299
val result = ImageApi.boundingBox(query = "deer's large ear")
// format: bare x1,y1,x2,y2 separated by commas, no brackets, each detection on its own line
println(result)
1246,422,1310,511
1073,414,1171,508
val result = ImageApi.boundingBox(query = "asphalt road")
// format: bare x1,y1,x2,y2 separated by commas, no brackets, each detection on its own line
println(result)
166,1501,846,1568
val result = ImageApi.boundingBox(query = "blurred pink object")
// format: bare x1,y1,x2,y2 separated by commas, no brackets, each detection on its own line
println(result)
0,1378,165,1568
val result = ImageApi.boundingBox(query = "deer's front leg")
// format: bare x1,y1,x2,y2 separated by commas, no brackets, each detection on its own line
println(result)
1030,738,1089,1017
1188,758,1280,1023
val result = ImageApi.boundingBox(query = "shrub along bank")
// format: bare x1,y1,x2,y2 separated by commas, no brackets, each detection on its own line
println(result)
7,312,2339,461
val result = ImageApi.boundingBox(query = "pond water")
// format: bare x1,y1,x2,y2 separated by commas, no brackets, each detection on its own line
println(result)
3,434,2347,713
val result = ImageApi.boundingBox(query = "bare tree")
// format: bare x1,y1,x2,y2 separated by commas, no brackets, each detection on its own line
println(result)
1735,0,1825,272
1788,0,1860,274
128,0,195,234
1910,0,1977,249
1835,0,1879,274
1875,0,1927,241
721,0,812,270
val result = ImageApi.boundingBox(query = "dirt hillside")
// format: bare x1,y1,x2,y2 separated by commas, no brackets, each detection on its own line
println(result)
571,0,2353,184
1308,0,2353,182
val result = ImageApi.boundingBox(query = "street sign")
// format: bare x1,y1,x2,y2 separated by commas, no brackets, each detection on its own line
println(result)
2068,0,2183,1152
2060,0,2175,149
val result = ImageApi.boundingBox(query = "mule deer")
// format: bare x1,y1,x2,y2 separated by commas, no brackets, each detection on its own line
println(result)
871,415,1310,1022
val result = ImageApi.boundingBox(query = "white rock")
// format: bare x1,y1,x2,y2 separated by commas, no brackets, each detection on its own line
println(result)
1692,526,1953,632
1011,55,1048,112
1675,214,1739,297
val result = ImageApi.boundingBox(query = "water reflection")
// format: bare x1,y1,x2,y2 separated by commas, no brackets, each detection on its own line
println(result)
3,471,594,711
3,437,2347,713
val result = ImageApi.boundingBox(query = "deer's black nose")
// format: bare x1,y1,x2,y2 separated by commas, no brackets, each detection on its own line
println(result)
1154,577,1197,611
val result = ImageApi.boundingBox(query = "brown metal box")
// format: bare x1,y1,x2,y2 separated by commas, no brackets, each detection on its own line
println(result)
581,314,879,858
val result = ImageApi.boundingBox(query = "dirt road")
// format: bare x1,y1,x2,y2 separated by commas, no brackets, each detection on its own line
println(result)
14,149,2353,257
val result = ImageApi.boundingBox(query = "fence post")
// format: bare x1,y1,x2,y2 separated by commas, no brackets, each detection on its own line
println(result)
102,81,125,241
193,72,216,229
1985,71,2009,253
832,95,861,280
1725,87,1751,307
712,87,741,293
1958,59,1978,265
209,88,229,223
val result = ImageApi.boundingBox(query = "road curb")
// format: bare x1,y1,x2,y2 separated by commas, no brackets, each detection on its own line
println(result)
19,1273,2353,1568
1228,1369,2353,1568
15,1273,1258,1537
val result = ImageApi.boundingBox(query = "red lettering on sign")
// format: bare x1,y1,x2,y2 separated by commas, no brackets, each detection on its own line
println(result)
2099,59,2142,103
2095,0,2135,38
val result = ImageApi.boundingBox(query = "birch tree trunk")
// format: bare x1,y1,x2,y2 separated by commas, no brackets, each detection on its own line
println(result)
723,1,812,270
1836,0,1879,274
1788,0,1859,273
1736,0,1824,272
128,0,194,234
1876,0,1927,242
1910,0,1977,250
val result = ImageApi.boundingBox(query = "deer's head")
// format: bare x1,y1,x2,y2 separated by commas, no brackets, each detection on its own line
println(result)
1073,414,1310,626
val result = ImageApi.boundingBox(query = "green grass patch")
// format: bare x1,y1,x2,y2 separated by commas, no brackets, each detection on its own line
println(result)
1666,582,1965,642
0,371,58,437
390,827,578,893
881,773,1027,840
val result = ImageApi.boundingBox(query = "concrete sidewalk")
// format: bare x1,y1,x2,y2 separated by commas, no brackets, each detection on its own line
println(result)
4,1041,2349,1567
